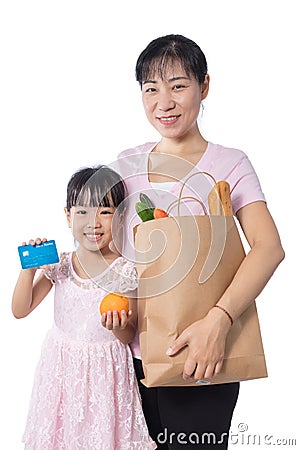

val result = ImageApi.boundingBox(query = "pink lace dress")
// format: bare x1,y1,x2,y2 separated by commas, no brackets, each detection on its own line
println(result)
22,253,156,450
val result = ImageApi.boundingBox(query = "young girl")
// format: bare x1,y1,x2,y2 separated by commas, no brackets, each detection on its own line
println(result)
12,165,156,450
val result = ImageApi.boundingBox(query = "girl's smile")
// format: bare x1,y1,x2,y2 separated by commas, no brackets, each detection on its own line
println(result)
84,232,104,242
66,206,116,255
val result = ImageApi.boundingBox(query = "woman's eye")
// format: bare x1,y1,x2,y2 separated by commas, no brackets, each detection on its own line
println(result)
173,84,185,90
76,210,87,215
144,87,156,93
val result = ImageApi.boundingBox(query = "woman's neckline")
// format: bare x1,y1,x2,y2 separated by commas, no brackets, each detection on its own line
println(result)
146,141,211,194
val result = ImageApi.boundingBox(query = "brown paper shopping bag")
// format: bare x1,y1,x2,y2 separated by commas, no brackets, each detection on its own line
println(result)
134,173,267,387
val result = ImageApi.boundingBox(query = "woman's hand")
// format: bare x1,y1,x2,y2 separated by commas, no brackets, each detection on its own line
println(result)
101,310,133,331
166,307,232,382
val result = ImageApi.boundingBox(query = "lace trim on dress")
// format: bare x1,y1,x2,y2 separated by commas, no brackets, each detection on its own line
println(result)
43,252,138,294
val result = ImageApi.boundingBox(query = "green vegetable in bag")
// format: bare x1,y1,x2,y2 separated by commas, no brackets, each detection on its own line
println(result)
135,201,155,222
135,192,160,222
139,193,155,209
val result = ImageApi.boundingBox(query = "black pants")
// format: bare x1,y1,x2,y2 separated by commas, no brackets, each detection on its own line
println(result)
134,358,239,449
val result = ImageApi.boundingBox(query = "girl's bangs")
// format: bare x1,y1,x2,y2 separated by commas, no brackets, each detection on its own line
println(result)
75,183,114,208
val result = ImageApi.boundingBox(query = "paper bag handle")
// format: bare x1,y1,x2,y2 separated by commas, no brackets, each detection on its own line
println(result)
169,171,218,216
167,195,209,216
167,171,233,216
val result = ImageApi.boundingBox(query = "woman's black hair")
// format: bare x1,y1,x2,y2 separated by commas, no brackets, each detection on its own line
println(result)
66,165,126,212
136,34,207,87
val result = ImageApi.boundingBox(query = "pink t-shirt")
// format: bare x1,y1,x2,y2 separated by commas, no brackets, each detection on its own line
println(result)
115,141,265,357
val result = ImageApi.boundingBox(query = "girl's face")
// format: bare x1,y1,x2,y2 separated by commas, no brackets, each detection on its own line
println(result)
141,62,209,141
65,205,116,255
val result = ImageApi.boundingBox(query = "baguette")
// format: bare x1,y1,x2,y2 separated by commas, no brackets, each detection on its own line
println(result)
208,181,233,216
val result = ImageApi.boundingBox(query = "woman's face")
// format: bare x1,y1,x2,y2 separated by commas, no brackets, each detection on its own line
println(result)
141,62,209,140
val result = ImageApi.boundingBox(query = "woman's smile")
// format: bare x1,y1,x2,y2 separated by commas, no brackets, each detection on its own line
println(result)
142,63,207,140
157,115,181,125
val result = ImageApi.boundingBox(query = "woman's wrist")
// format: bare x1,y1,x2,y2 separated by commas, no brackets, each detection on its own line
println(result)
213,305,233,326
206,305,233,332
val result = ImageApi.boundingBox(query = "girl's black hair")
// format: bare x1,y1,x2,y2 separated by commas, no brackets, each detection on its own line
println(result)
66,165,126,212
135,34,207,87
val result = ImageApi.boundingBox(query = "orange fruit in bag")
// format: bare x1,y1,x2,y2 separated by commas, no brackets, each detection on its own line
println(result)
100,292,129,319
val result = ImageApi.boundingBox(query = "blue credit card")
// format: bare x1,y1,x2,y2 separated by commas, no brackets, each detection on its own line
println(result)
18,240,59,269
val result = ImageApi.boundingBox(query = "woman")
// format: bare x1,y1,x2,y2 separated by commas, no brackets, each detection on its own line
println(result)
116,34,284,449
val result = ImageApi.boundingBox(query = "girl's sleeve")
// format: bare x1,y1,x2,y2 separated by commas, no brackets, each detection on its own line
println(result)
118,260,138,293
42,252,69,284
42,264,58,284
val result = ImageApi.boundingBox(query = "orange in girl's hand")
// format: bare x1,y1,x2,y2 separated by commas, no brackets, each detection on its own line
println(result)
100,292,129,319
154,208,168,219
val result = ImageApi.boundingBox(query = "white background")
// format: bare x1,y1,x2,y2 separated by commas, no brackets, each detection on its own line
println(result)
0,1,299,448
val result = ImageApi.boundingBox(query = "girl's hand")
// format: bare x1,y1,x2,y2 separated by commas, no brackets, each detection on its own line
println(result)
21,238,49,271
166,308,231,382
101,310,132,331
22,237,47,246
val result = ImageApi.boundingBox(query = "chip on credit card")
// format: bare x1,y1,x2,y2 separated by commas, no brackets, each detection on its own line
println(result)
18,240,59,269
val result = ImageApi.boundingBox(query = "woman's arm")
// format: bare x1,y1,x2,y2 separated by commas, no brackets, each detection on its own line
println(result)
101,289,137,345
12,269,53,319
212,201,285,319
167,201,285,380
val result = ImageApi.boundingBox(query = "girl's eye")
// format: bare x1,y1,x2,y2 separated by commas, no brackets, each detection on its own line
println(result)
76,210,87,215
98,210,113,215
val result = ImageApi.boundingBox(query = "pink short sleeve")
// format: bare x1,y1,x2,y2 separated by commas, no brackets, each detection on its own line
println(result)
198,143,266,215
229,154,266,214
